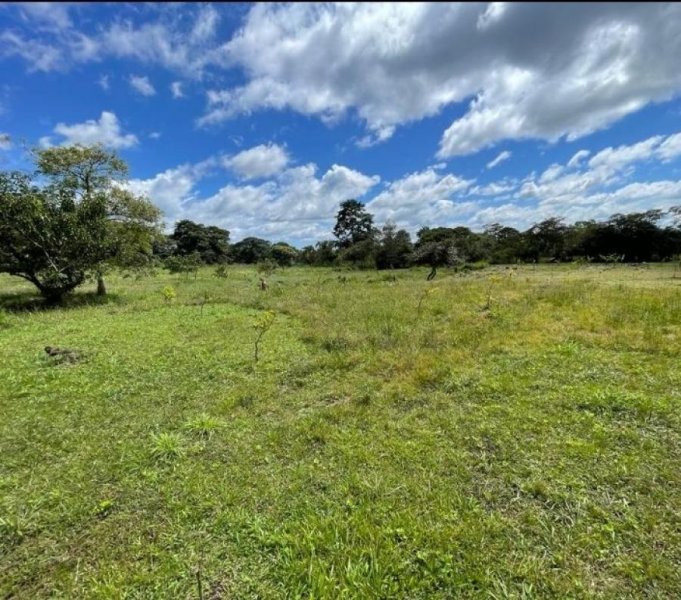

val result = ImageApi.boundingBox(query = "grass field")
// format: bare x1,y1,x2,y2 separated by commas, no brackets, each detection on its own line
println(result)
1,264,680,598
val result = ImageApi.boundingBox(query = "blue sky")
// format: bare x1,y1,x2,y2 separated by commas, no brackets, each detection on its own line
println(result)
2,2,681,245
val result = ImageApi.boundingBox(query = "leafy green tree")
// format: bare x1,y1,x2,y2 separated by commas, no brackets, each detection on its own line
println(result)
376,221,412,269
301,240,338,266
171,220,230,264
523,217,568,261
230,237,272,264
333,199,375,249
0,144,161,302
411,239,463,280
483,223,523,263
339,237,378,268
270,242,299,267
164,252,202,279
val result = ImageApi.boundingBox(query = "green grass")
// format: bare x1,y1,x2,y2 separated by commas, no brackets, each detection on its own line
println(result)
1,264,680,598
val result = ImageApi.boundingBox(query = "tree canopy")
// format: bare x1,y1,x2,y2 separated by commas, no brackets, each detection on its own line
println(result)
0,144,161,302
333,199,375,249
171,219,230,264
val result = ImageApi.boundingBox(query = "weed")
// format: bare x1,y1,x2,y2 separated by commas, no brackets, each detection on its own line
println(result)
150,432,184,462
184,414,224,439
253,310,276,363
161,285,176,304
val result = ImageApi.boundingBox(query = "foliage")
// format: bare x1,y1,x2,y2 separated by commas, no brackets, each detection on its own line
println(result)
256,259,278,276
214,264,229,278
171,220,230,264
230,237,272,264
270,243,299,267
161,285,176,303
375,221,413,269
339,237,378,268
300,241,338,266
252,309,276,362
333,199,376,249
164,252,201,278
0,144,161,302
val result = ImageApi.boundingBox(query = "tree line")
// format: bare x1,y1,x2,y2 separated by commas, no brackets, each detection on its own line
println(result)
2,145,681,303
156,199,681,273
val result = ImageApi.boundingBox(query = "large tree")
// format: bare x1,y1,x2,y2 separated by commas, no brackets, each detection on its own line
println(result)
171,219,230,264
0,144,161,302
375,221,412,269
333,199,375,249
230,237,272,264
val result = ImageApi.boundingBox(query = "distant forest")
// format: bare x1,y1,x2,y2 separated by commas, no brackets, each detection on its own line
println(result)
155,201,681,271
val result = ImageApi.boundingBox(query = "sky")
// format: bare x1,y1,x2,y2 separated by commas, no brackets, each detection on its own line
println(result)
2,2,681,246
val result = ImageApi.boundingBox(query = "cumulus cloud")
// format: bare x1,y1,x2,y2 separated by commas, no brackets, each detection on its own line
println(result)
51,111,138,148
124,127,681,243
6,3,681,157
487,150,511,169
198,3,681,156
98,74,109,91
495,130,681,228
366,168,476,231
129,74,156,96
223,143,290,180
129,158,379,244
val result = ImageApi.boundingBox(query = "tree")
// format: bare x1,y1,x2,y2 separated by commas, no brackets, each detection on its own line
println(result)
524,217,568,261
0,145,161,302
230,237,272,264
171,220,230,264
411,239,463,280
270,242,299,267
375,221,412,269
333,199,375,249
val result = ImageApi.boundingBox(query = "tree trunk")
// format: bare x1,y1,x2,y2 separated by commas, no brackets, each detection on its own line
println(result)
96,274,107,296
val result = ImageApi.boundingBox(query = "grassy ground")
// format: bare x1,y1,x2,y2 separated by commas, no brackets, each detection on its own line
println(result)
1,264,680,598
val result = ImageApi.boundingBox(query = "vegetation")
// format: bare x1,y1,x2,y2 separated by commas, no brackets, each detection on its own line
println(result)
170,220,231,265
1,144,680,595
1,264,680,597
0,145,161,302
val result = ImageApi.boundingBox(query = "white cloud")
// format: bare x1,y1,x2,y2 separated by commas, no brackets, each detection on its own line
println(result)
223,143,290,180
366,168,475,232
149,132,161,140
170,81,184,99
98,74,109,91
51,111,138,149
16,2,72,30
129,74,156,96
487,150,511,169
0,133,11,150
197,3,681,155
0,30,65,72
6,3,681,157
657,133,681,162
129,158,379,244
588,136,664,171
469,180,517,197
539,164,564,183
567,150,590,168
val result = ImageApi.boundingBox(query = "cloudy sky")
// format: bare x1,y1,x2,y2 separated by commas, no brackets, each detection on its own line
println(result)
2,2,681,245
